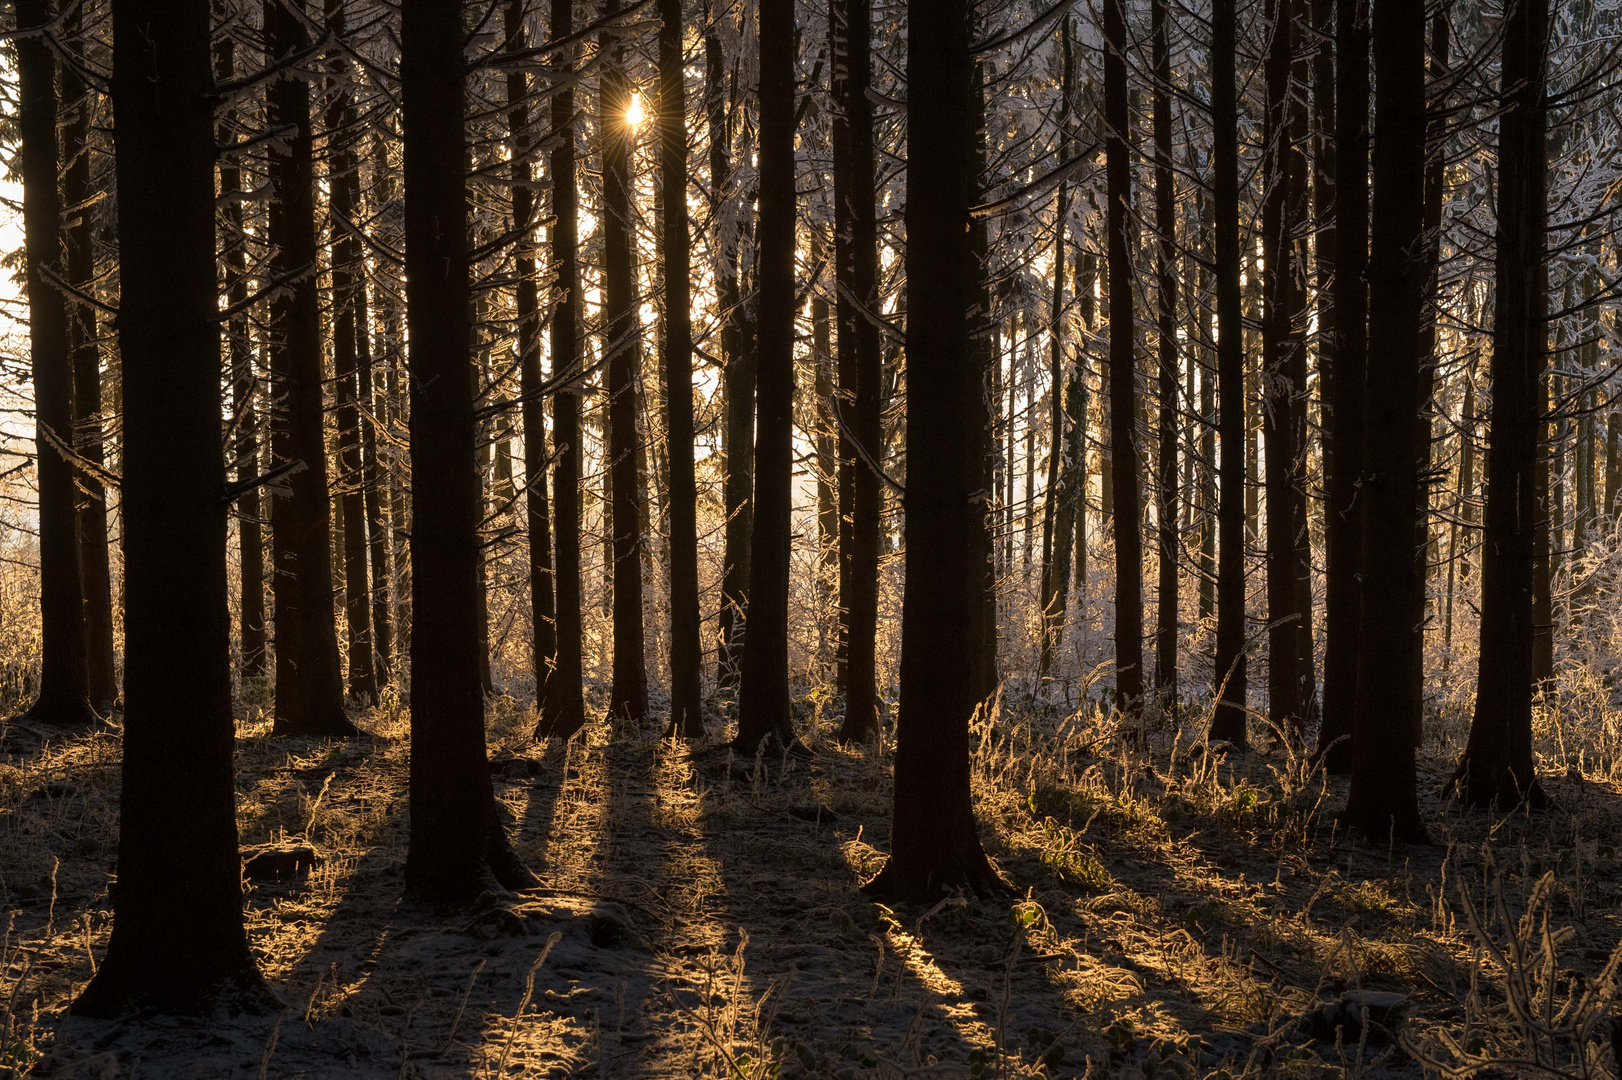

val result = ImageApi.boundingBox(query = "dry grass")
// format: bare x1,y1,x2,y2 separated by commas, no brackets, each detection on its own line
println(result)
1,676,1620,1080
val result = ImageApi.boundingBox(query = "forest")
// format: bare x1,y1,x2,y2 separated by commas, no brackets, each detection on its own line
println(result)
1,0,1620,1075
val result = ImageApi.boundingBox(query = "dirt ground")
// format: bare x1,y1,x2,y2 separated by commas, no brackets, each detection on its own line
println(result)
3,693,1620,1078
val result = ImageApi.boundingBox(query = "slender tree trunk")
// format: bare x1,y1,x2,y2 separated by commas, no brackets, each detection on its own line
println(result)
1152,0,1178,695
505,0,556,710
1345,0,1426,842
600,0,649,724
73,0,271,1015
214,13,268,685
1412,4,1450,745
326,0,375,705
1038,18,1073,687
1104,0,1143,713
1459,0,1548,810
63,2,116,713
15,0,94,728
1262,0,1305,732
356,270,393,686
400,0,532,897
1209,0,1248,745
714,21,754,690
264,0,355,737
867,0,1000,903
659,0,704,736
1316,0,1368,771
736,0,797,753
832,0,882,742
538,0,587,739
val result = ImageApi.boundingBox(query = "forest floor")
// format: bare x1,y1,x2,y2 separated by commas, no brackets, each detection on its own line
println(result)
3,690,1621,1079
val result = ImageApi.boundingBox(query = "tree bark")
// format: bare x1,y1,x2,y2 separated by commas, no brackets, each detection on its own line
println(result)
15,0,94,728
400,0,532,898
866,0,1000,903
1459,0,1548,810
63,0,117,713
505,0,557,712
326,0,376,705
264,0,356,737
1345,0,1426,842
1209,0,1248,745
1038,18,1074,687
1316,0,1368,771
1104,0,1142,713
1152,0,1178,695
659,0,704,737
831,0,883,742
735,0,797,753
73,0,271,1015
601,0,649,725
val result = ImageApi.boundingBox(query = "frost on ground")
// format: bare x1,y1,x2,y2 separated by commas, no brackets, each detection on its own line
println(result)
3,694,1622,1079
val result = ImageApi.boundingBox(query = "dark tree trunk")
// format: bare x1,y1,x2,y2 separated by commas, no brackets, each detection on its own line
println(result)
1152,0,1178,695
831,0,882,742
601,0,648,725
712,15,753,690
326,0,375,705
213,9,267,684
505,0,556,710
1209,0,1248,745
1413,5,1450,745
1345,0,1426,842
1459,0,1548,810
659,0,703,737
400,0,532,898
356,271,393,686
866,0,1000,903
73,0,270,1016
15,0,94,728
1262,0,1308,733
538,0,587,740
735,0,797,753
1316,0,1368,771
1104,0,1143,712
63,1,116,714
264,0,355,737
1037,18,1074,686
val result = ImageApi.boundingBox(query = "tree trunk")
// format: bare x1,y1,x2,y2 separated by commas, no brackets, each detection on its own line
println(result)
1209,0,1248,745
326,0,376,705
356,269,393,687
1316,0,1368,771
831,0,882,742
970,59,1000,703
63,1,116,714
1262,0,1307,733
400,0,532,898
15,0,94,728
1037,18,1073,687
712,14,754,691
73,0,271,1015
538,0,588,739
1104,0,1142,714
601,0,649,724
1345,0,1426,842
505,0,556,711
1459,0,1548,810
264,0,356,737
866,0,1000,903
1152,0,1178,695
736,0,797,753
659,0,704,737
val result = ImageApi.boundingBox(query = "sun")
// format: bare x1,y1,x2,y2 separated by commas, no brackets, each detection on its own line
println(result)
625,92,646,129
